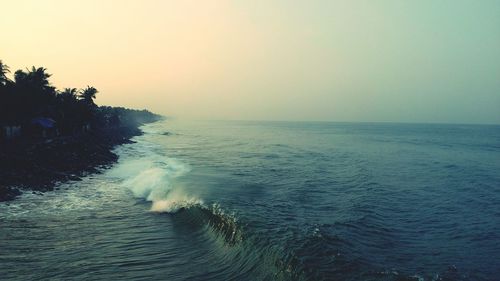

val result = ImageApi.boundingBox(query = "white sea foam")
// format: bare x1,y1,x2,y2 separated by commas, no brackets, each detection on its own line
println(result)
151,191,203,213
111,122,200,213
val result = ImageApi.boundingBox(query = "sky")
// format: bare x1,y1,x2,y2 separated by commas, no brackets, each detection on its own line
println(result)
1,0,499,124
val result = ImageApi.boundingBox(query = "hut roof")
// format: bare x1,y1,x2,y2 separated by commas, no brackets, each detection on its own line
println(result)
31,117,56,129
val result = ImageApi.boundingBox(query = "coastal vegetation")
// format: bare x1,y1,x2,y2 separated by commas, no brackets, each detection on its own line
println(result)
0,59,162,201
0,60,158,137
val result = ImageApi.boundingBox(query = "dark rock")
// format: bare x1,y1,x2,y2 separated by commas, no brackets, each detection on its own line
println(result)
0,121,153,202
0,186,22,201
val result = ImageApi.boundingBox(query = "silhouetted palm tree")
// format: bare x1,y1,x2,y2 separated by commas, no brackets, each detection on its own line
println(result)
28,66,52,89
55,88,81,134
12,66,56,121
13,69,27,84
14,67,52,90
0,60,10,85
79,86,98,105
60,88,78,101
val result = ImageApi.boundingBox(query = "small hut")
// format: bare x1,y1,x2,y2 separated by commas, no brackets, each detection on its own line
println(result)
30,117,57,138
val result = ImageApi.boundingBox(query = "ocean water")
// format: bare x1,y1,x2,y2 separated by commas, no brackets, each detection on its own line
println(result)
1,120,499,281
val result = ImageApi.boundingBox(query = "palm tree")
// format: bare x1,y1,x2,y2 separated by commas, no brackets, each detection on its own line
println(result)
28,66,52,89
79,86,98,105
12,66,56,121
60,88,78,101
13,69,27,84
0,60,10,85
55,88,80,134
14,67,52,90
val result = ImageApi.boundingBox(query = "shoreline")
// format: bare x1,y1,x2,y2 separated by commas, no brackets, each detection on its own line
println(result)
0,123,152,202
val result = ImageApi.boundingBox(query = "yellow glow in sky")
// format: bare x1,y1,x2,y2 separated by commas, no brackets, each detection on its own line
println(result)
1,0,499,123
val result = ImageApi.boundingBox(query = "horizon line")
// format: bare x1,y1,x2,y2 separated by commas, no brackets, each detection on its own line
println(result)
162,116,500,126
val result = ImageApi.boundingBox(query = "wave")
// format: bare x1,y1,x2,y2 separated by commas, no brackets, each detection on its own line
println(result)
150,195,202,213
112,123,245,246
168,203,244,245
110,125,199,211
112,122,473,281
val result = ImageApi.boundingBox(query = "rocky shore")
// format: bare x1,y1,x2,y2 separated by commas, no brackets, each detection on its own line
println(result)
0,124,146,201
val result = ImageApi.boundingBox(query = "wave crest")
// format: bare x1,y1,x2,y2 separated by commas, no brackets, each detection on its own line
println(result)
151,195,203,213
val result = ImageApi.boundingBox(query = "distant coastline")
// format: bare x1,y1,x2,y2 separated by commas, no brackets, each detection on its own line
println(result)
0,60,162,201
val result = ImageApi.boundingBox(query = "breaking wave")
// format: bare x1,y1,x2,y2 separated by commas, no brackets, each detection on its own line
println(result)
109,125,201,213
111,123,245,245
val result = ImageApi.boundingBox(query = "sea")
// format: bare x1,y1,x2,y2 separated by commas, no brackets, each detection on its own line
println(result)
1,120,499,281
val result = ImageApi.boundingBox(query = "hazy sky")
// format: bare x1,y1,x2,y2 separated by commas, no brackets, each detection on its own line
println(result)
1,0,499,124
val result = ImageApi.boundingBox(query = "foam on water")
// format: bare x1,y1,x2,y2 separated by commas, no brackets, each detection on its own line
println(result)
110,122,200,213
150,191,203,213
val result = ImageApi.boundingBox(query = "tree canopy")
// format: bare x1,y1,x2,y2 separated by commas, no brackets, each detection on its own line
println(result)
0,59,160,138
0,60,97,131
0,60,10,85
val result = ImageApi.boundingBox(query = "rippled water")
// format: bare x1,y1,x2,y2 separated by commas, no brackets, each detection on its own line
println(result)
1,120,499,280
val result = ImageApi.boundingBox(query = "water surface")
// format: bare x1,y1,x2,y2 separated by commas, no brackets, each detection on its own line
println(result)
1,120,499,280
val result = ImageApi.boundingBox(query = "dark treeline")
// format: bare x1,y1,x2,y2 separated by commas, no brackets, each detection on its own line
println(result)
0,59,160,138
0,59,162,201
